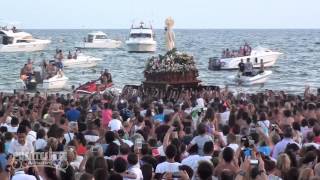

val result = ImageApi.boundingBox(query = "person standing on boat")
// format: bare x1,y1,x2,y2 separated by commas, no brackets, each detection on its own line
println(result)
20,64,28,81
244,58,253,76
259,59,265,74
26,59,33,73
25,59,34,81
238,59,245,74
225,48,230,58
67,51,72,59
222,49,226,58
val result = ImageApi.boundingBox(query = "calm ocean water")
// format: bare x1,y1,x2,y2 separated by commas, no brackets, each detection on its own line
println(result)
0,29,319,94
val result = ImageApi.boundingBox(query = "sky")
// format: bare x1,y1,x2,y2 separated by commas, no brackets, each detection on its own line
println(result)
1,0,320,29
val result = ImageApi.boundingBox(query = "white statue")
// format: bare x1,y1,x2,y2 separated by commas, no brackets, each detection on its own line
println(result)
165,17,175,51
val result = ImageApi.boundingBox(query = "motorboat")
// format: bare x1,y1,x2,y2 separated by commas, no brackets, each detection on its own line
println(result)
62,54,102,68
75,81,113,94
208,46,282,70
75,31,122,49
0,27,51,52
16,65,68,90
42,73,68,89
228,70,272,85
125,22,157,52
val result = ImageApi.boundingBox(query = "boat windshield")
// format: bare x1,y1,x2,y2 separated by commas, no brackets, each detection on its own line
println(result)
1,36,13,45
88,35,94,42
17,39,29,43
95,35,107,39
130,33,151,38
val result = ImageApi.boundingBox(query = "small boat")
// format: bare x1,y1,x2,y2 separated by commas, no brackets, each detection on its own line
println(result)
42,73,68,89
75,81,113,94
228,70,273,85
16,70,68,90
0,27,51,52
75,31,122,49
125,22,157,53
209,46,282,70
62,54,102,68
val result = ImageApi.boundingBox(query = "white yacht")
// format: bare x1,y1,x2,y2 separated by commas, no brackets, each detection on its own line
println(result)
209,46,282,70
75,31,122,49
125,22,156,52
0,27,51,52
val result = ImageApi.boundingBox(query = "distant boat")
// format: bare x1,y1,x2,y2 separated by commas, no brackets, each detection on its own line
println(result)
209,46,282,70
0,27,51,52
75,31,122,49
125,22,156,53
62,54,102,68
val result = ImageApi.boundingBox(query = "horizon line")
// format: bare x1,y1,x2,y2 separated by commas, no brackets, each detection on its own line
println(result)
23,27,320,30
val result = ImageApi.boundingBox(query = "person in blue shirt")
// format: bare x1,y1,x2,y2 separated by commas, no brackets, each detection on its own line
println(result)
66,103,80,122
153,106,165,123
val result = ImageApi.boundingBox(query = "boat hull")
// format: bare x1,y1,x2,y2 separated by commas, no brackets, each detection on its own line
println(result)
230,70,273,85
75,82,113,95
42,74,68,89
209,52,282,70
63,55,101,68
0,40,51,52
126,41,156,52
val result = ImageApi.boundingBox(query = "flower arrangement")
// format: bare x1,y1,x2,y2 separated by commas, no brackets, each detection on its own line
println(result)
144,48,197,74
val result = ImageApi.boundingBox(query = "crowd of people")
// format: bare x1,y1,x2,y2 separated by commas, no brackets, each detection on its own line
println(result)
222,43,252,59
0,85,319,180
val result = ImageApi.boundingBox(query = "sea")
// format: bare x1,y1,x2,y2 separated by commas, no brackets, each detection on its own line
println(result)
0,29,320,95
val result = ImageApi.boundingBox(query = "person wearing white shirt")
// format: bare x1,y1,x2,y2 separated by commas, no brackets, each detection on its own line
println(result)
189,123,213,155
108,112,123,131
196,97,205,108
155,144,181,175
181,144,202,170
11,170,37,180
7,116,20,133
108,119,123,132
35,129,47,151
8,126,34,156
27,130,37,144
7,125,18,133
226,134,239,152
127,153,143,180
218,106,230,126
257,112,270,136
